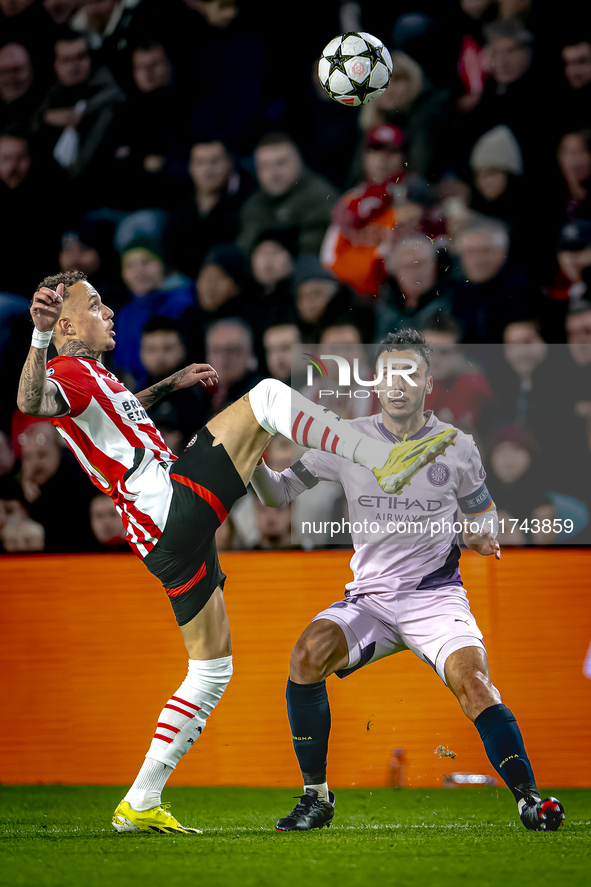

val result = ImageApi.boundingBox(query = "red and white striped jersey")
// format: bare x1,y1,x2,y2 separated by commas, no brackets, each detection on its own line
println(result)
48,356,177,558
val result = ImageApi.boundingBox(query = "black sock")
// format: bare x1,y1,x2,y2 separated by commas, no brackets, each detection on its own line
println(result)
474,703,537,802
286,678,331,785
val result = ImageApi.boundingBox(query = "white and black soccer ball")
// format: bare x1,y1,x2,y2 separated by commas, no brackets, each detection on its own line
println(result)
318,32,393,107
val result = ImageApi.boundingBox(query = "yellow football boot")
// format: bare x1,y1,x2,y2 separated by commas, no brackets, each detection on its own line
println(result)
373,428,458,494
111,800,203,834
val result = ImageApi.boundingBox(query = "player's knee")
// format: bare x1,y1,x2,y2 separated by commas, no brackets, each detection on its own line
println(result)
461,672,500,720
290,624,339,680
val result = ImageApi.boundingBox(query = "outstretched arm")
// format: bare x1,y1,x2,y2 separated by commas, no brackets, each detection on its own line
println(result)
251,459,318,507
136,363,218,409
17,287,68,417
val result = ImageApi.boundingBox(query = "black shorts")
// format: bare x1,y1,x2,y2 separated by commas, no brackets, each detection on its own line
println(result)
143,427,246,626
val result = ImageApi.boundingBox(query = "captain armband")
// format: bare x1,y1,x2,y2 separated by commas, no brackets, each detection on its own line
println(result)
290,460,319,490
458,483,498,537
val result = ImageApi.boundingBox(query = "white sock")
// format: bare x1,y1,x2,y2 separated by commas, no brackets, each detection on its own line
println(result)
305,781,330,802
249,379,391,469
124,656,233,810
124,759,172,811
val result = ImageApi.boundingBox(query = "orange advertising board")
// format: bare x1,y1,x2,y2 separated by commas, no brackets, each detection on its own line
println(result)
0,549,590,787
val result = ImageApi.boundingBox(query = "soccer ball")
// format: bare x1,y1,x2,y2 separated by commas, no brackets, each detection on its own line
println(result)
318,32,393,107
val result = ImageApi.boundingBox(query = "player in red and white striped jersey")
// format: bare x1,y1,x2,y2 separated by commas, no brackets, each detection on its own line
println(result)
17,270,404,834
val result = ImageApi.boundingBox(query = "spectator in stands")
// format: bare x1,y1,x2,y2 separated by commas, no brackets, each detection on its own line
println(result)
543,220,591,311
253,498,293,551
137,315,209,434
469,125,524,222
175,0,266,154
468,124,543,277
31,32,125,183
0,431,15,478
0,0,52,68
238,132,338,258
502,318,545,344
358,51,452,180
566,300,591,345
0,130,66,294
263,323,301,384
462,18,542,174
422,316,493,433
319,322,363,347
454,0,492,113
0,476,27,545
114,237,194,384
165,140,251,279
2,516,45,552
251,229,296,300
564,301,591,445
451,217,538,341
562,38,591,91
139,316,188,387
18,420,95,552
180,242,251,360
205,317,262,415
68,0,144,85
322,125,403,297
195,244,249,315
58,218,127,312
89,492,127,551
376,236,453,339
299,56,361,189
556,129,591,221
558,36,591,130
485,328,584,490
42,0,79,26
249,227,298,335
103,40,182,210
485,424,543,539
292,255,340,338
0,43,41,129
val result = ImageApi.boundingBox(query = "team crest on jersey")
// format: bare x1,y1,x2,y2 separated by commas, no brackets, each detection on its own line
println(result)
186,433,198,448
427,462,450,486
46,367,55,376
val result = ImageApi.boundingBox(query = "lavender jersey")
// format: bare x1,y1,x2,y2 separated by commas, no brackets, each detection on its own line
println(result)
290,411,494,596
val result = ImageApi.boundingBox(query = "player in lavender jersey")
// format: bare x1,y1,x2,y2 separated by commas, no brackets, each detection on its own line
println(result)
252,330,564,833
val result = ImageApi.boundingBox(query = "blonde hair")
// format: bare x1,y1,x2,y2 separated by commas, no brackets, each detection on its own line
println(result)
360,51,423,130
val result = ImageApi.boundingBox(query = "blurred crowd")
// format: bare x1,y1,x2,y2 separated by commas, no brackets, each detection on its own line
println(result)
1,0,590,554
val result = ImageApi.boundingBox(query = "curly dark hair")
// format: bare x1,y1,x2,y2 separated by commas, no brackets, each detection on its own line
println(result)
36,270,87,300
375,328,432,371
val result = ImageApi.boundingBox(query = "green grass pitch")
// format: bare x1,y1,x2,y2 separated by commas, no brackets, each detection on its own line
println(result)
1,787,589,887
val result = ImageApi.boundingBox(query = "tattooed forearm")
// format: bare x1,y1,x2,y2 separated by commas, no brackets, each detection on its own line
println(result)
57,340,103,360
136,377,177,409
136,365,211,408
17,346,66,416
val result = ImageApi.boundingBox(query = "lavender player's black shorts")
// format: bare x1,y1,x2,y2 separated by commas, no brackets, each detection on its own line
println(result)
143,426,246,626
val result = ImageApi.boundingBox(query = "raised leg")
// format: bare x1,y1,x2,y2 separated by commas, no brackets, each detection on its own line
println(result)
207,381,395,488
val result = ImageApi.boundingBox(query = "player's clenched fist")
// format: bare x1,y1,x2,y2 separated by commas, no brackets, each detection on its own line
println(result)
31,284,64,331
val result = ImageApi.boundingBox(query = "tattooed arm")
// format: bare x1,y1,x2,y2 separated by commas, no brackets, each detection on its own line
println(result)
17,287,69,417
17,345,69,416
136,363,219,409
